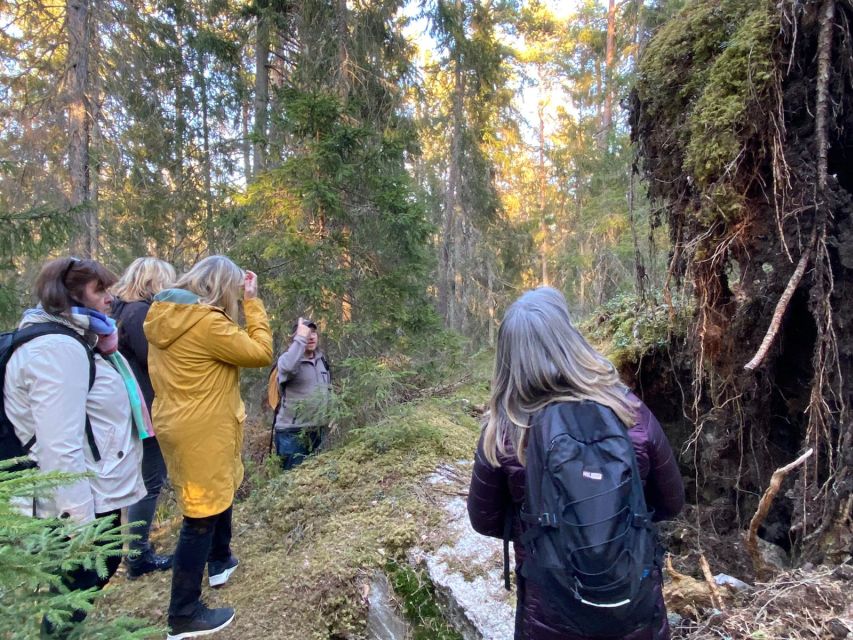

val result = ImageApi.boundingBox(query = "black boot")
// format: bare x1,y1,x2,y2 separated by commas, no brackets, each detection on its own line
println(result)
127,552,173,579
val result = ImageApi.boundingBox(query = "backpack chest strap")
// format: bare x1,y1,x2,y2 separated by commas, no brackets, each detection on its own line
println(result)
520,510,559,527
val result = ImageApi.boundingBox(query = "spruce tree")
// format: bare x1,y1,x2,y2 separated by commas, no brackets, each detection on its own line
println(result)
0,460,158,638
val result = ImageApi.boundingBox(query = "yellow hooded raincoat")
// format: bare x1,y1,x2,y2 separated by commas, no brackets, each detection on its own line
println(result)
144,289,273,518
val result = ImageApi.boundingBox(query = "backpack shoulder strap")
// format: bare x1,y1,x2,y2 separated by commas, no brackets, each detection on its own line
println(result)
1,323,99,461
320,355,331,384
503,508,513,591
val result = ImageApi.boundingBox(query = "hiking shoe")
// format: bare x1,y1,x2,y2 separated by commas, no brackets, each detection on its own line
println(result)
208,555,239,588
166,605,235,639
127,553,173,579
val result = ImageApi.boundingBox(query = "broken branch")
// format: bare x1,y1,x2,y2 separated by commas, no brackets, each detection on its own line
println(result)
699,553,725,610
745,229,817,371
746,448,814,578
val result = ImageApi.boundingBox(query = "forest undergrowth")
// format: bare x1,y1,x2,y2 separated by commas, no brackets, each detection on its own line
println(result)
88,328,852,640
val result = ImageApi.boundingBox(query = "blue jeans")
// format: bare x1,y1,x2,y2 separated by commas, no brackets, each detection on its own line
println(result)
127,436,168,565
275,428,322,470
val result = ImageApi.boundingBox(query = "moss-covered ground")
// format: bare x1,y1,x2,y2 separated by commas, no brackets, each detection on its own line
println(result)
92,356,491,639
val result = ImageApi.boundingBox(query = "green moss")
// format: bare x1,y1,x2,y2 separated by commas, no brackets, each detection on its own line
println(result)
685,1,778,187
638,0,753,119
636,0,780,227
581,293,692,370
385,560,463,640
92,375,489,639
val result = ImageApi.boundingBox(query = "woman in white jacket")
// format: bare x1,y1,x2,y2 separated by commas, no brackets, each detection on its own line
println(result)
2,256,146,635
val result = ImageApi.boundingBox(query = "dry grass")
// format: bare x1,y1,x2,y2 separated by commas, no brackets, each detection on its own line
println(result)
90,375,489,639
672,568,852,639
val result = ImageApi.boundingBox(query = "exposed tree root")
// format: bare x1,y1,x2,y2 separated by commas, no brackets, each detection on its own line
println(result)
747,448,813,579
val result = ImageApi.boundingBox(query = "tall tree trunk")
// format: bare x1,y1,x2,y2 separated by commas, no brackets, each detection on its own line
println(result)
89,3,102,254
628,161,646,302
594,57,603,126
67,0,94,257
242,98,252,181
253,9,270,175
170,1,188,261
487,261,495,347
335,0,350,100
601,0,617,148
537,66,548,286
266,28,288,161
440,52,465,329
197,53,215,253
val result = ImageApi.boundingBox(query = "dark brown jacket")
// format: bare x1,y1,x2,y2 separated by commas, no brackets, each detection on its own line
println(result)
467,395,684,640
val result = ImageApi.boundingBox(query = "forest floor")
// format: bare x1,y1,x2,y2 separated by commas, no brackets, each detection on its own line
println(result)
92,354,853,639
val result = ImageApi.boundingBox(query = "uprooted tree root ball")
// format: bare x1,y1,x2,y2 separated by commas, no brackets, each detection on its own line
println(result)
631,0,853,563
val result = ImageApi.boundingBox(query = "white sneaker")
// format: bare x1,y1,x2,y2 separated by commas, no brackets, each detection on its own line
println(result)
208,555,239,588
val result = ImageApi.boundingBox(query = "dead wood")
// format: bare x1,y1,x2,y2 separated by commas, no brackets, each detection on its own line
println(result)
747,448,814,578
744,228,817,371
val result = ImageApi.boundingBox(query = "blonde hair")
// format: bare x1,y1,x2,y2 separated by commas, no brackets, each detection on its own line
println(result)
112,257,177,302
174,255,244,320
483,287,640,467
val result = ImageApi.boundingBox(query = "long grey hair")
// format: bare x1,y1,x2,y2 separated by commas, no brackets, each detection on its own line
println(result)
483,287,640,467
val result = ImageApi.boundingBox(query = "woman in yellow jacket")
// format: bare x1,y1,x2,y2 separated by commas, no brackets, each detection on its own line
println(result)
144,256,273,640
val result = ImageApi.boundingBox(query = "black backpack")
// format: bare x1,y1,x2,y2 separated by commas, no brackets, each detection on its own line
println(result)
515,400,663,636
0,322,100,472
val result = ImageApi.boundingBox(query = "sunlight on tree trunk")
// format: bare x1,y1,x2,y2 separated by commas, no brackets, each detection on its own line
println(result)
67,0,95,257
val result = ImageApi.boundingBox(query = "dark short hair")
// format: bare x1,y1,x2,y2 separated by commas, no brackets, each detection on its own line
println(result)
291,318,318,334
35,257,118,314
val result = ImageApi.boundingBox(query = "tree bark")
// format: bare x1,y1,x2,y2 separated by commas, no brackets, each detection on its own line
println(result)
196,53,215,253
171,3,188,258
601,0,617,148
242,98,252,181
815,0,835,193
88,2,102,254
538,64,549,286
335,0,350,100
442,51,465,330
487,261,495,347
253,9,270,175
628,161,646,302
66,0,94,257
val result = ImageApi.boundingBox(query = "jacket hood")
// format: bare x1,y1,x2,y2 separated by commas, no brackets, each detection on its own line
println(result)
144,288,215,349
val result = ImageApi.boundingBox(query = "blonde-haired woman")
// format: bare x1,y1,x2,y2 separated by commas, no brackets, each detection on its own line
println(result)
144,256,273,639
112,257,177,579
467,287,684,640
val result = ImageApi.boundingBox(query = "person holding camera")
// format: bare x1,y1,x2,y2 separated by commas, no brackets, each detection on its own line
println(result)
272,317,331,469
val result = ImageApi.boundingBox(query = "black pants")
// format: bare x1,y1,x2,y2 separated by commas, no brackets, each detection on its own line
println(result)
169,506,233,620
42,510,122,637
127,436,168,564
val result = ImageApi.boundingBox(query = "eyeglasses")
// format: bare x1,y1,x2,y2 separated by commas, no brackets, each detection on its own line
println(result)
61,257,81,285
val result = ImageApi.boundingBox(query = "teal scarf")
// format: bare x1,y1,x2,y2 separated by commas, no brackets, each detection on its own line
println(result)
106,352,154,439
